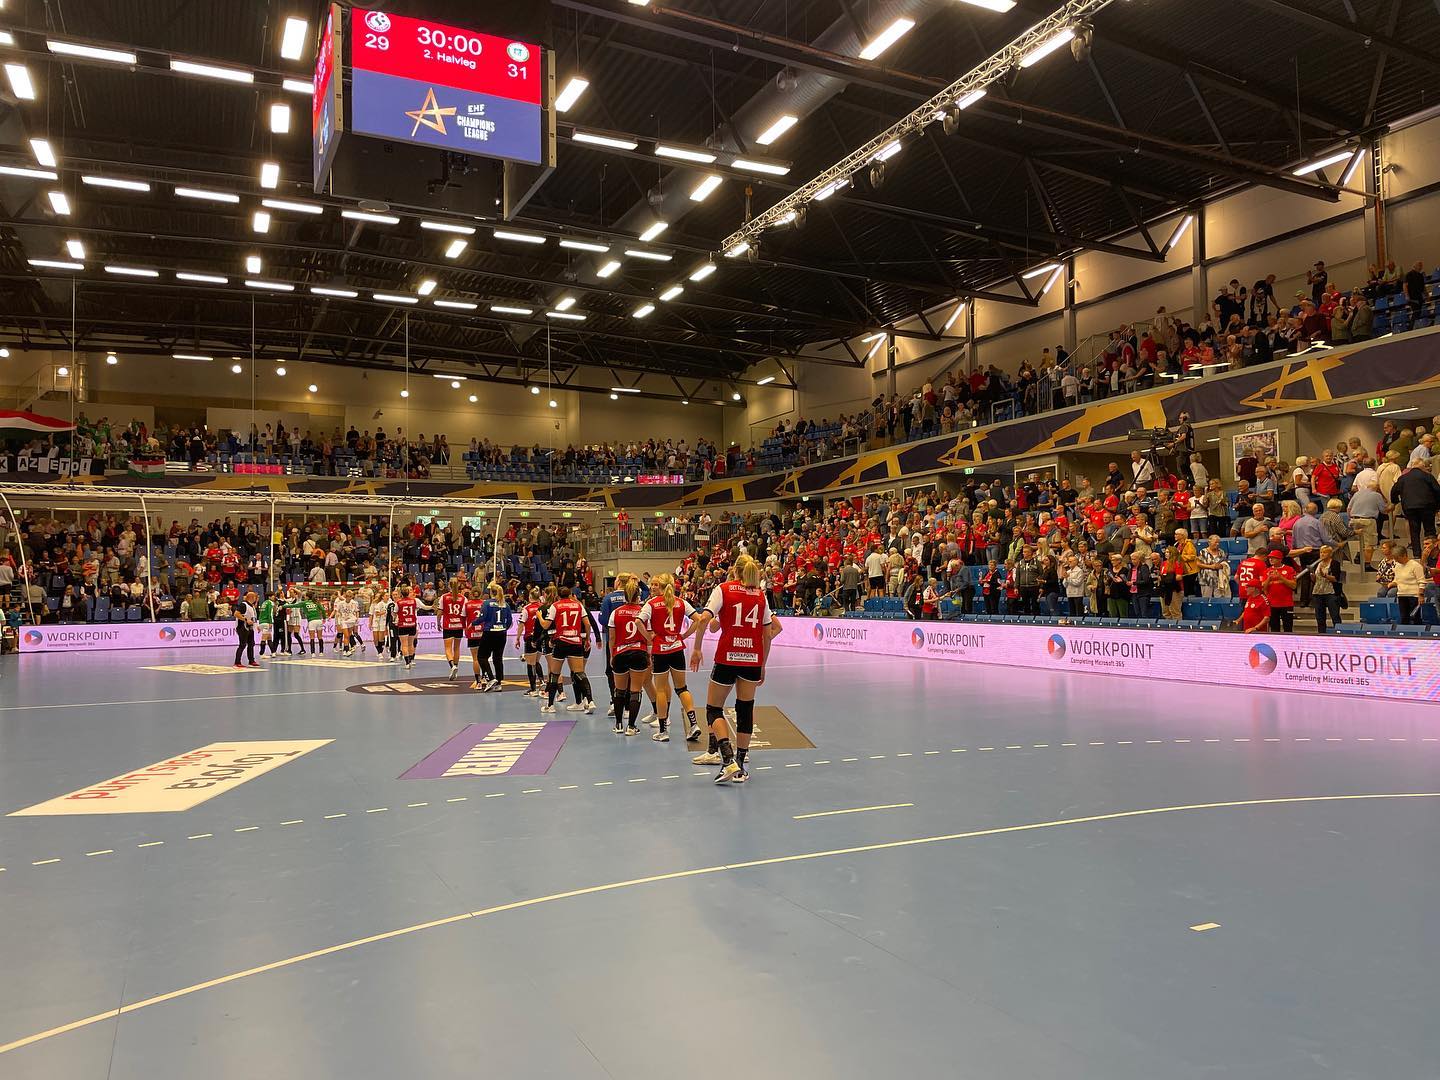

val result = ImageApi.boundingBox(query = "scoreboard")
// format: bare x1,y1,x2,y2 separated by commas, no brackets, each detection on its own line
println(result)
348,9,547,167
312,6,343,189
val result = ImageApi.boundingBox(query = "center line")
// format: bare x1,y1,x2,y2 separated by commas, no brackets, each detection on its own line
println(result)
366,808,388,814
280,819,304,825
137,841,164,849
594,781,613,787
627,779,646,784
484,793,505,798
559,785,579,790
524,788,544,793
85,850,113,857
234,826,259,833
794,803,914,821
661,775,679,780
843,757,859,762
188,834,212,840
923,751,940,756
32,859,60,866
406,803,428,808
447,797,468,803
323,814,346,820
870,755,886,759
896,752,913,757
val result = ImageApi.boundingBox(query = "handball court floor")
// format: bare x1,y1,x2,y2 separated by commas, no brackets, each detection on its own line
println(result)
0,645,1437,1079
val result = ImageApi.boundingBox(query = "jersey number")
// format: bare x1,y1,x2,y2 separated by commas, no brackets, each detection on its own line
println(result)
731,602,761,629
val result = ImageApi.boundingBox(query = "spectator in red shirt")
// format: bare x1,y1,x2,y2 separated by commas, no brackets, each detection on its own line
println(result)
1263,551,1298,632
1310,449,1342,499
1240,584,1270,633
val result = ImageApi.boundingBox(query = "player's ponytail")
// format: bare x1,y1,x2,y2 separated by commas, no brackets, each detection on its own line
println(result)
734,554,761,587
655,572,676,604
623,579,640,604
488,582,503,602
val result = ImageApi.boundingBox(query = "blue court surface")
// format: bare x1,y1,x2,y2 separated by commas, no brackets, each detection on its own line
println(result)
1,646,1438,1079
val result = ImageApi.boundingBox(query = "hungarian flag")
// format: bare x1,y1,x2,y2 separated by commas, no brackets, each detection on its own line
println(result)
0,410,75,434
128,459,167,478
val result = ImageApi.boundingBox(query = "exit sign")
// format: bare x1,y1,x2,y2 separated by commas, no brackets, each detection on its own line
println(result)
1368,398,1387,409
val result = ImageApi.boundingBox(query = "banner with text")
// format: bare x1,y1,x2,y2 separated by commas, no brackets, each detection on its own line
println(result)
777,619,1439,705
21,616,443,654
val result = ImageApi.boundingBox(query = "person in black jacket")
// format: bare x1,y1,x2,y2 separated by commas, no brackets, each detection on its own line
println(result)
1395,460,1440,548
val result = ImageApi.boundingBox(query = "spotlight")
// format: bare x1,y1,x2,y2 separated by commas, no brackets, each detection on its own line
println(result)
869,160,888,189
1070,23,1094,63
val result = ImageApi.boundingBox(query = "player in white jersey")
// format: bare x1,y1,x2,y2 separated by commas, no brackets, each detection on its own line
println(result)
333,591,359,656
369,588,392,661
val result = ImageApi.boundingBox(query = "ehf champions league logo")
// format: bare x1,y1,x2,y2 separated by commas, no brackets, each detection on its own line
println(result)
1248,643,1278,674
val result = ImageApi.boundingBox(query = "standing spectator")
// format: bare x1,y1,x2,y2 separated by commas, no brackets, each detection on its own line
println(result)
1307,260,1328,305
1393,545,1427,625
1394,459,1440,548
1403,260,1428,320
1311,546,1343,634
1263,551,1298,632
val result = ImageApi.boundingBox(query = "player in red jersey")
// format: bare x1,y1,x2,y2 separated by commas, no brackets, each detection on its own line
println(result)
688,555,784,784
608,579,653,736
645,572,700,744
464,586,488,689
394,584,419,670
439,577,467,681
538,585,595,715
513,586,546,697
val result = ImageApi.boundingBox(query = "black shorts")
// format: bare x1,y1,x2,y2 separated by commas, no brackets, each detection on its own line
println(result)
396,627,416,639
523,634,542,654
868,576,885,590
466,638,483,651
711,662,763,686
612,650,650,674
651,651,687,673
551,641,586,661
442,628,463,640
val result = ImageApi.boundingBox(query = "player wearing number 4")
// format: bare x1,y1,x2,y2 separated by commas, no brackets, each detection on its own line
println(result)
688,555,784,784
645,573,701,743
608,579,654,735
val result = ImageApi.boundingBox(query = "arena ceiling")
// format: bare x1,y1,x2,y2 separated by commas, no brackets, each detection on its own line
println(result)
0,0,1435,397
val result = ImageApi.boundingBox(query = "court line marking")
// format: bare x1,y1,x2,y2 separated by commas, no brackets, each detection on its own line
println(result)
1190,922,1222,932
0,689,348,713
3,790,1436,1058
794,803,914,820
6,735,1432,873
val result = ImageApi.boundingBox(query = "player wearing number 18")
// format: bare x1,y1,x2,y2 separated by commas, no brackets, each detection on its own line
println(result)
688,555,784,784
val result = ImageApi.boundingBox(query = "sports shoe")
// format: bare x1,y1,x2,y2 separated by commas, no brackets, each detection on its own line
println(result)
685,725,702,743
692,750,721,765
652,729,670,742
583,700,596,715
730,767,749,784
448,664,458,682
641,713,658,727
714,761,740,784
625,724,638,736
540,704,557,714
606,703,617,718
233,663,245,669
247,662,261,668
485,682,503,693
613,723,624,735
470,680,484,691
565,702,588,712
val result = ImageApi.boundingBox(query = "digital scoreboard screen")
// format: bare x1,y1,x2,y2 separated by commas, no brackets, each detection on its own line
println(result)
312,5,343,190
348,9,546,167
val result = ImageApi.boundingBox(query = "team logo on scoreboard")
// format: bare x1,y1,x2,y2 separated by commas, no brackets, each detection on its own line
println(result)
405,86,458,136
1247,643,1278,675
364,11,391,32
507,42,531,63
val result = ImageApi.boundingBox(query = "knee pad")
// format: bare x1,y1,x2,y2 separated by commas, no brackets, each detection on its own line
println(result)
734,700,755,736
706,705,724,724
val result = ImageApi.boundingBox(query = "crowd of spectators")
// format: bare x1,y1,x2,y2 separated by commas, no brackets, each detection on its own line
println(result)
663,414,1440,634
0,509,599,638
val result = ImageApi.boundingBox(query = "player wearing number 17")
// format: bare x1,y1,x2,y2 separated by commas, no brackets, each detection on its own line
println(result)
687,555,784,785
